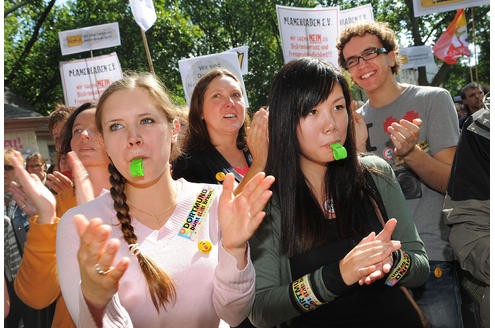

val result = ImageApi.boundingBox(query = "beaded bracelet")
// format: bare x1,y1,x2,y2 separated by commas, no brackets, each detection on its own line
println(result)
385,249,411,286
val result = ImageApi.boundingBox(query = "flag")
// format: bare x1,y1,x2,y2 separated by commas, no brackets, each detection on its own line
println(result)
129,0,156,32
432,9,470,64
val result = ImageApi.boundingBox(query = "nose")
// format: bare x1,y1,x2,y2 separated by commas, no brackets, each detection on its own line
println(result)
323,111,337,134
80,129,90,140
127,127,142,147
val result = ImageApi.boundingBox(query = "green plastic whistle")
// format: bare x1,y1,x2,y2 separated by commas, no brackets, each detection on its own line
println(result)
130,158,144,177
330,143,347,160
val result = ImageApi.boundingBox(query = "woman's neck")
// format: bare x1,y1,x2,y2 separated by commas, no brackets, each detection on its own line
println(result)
86,166,111,196
125,173,177,210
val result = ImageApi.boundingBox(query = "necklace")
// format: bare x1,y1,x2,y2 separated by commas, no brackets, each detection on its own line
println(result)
127,183,178,227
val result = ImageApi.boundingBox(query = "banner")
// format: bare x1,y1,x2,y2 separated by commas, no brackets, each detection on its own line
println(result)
59,52,123,106
224,45,249,75
339,4,374,31
399,45,435,69
413,0,489,17
432,9,470,64
178,52,248,107
58,22,121,56
130,0,157,31
276,5,339,67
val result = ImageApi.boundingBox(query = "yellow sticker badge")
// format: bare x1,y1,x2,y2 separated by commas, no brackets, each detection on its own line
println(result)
198,240,212,254
215,171,226,182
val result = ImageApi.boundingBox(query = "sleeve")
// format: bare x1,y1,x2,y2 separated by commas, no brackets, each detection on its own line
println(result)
249,202,349,328
424,88,459,155
77,290,133,327
213,242,255,327
444,197,489,284
368,157,430,287
249,203,300,328
56,208,133,327
14,216,60,309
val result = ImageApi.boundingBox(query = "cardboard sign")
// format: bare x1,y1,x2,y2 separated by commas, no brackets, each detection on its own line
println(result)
59,52,123,106
399,45,435,69
276,5,339,67
412,0,489,17
339,4,375,31
178,52,249,107
59,22,121,55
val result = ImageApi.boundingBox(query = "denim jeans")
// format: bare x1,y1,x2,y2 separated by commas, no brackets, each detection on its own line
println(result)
412,261,464,328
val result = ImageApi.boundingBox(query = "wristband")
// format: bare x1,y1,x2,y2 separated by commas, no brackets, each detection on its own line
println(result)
385,249,411,286
291,274,326,312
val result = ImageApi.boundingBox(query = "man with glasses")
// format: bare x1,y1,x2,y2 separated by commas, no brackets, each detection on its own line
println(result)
337,21,462,328
25,152,48,184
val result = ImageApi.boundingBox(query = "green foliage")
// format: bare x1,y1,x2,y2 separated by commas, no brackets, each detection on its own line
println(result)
4,0,490,115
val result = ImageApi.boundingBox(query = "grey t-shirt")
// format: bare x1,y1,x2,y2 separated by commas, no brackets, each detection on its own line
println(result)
359,84,459,261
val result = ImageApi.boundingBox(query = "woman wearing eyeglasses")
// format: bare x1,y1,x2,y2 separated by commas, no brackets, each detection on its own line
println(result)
337,21,462,328
25,153,48,184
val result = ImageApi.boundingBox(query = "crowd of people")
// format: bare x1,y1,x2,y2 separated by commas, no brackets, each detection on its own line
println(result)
4,20,489,328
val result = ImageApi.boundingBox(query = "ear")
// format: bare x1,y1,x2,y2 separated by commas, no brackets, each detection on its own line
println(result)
171,118,181,143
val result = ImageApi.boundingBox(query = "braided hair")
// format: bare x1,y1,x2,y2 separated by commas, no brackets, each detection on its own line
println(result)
96,72,180,311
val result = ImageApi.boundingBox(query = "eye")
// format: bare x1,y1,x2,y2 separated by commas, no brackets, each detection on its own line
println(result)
72,128,82,135
346,57,358,66
109,123,123,131
140,117,154,125
232,91,242,98
334,104,346,111
308,108,318,116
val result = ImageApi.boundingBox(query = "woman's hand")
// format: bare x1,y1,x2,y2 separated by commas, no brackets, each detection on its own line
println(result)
357,219,398,285
9,150,56,224
74,215,129,325
246,107,269,169
67,151,95,205
218,172,274,269
352,111,368,153
46,171,73,195
339,219,401,286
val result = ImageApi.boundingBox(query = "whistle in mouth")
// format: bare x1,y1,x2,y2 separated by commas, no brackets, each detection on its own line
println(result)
130,158,144,177
330,143,347,160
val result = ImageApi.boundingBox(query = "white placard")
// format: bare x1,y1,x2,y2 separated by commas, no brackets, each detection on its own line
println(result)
339,4,375,31
412,0,489,17
276,5,339,67
178,52,249,107
399,45,435,69
223,45,249,75
59,22,121,56
59,52,123,107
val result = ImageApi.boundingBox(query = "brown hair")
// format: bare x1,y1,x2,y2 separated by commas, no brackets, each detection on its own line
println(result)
48,104,75,136
181,68,249,152
95,72,178,312
336,21,401,74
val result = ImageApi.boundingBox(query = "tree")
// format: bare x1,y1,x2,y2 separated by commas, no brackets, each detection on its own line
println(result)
4,0,490,115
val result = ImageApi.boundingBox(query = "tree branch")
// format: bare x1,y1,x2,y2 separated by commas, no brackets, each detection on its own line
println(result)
4,0,31,18
6,0,57,84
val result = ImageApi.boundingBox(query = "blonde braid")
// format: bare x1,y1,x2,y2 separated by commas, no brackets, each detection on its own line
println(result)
108,163,176,311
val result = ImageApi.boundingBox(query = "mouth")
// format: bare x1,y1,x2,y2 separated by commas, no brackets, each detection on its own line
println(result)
360,71,376,79
223,113,237,119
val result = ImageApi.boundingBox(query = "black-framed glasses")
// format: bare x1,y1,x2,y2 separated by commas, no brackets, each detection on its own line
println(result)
344,47,389,69
4,165,14,171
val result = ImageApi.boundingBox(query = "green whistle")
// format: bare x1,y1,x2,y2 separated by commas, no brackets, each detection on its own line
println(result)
330,143,347,160
130,158,144,177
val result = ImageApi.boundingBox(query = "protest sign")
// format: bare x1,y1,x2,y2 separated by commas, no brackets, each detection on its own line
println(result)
399,45,435,69
59,52,123,106
339,4,374,31
276,5,339,67
178,52,248,107
224,45,249,75
412,0,489,17
59,22,120,56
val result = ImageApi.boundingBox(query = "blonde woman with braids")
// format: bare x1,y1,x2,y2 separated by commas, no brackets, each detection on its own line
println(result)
56,72,275,327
